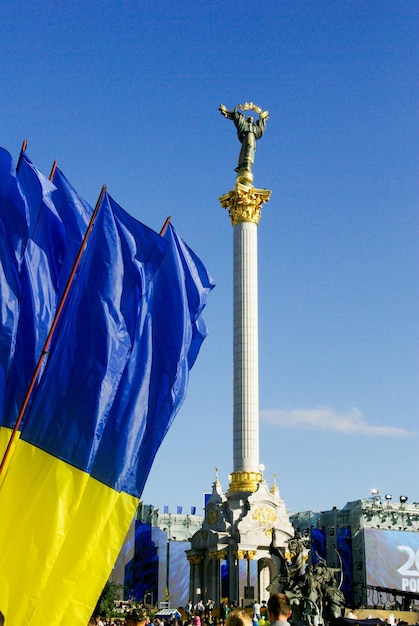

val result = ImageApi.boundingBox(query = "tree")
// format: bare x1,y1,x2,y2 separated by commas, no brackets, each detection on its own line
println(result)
92,581,124,618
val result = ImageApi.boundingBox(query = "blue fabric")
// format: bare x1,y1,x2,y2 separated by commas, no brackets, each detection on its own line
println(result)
125,521,159,602
0,148,28,417
1,146,214,499
21,193,166,490
337,527,354,605
311,528,327,562
21,206,214,498
50,166,92,297
115,223,214,496
2,155,90,429
2,152,65,427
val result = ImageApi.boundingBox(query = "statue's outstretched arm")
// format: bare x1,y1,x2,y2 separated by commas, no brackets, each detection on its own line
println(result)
219,104,235,120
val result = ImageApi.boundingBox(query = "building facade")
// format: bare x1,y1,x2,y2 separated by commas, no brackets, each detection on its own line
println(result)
111,504,204,608
111,494,419,615
291,493,419,610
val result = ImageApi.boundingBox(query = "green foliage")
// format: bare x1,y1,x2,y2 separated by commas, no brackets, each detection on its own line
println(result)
92,581,124,618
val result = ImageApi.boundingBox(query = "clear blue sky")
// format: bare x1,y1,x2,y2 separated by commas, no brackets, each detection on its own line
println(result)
1,0,417,514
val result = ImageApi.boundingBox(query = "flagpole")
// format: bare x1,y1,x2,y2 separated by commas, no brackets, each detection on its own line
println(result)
160,216,171,236
49,160,58,181
0,184,107,478
16,139,28,171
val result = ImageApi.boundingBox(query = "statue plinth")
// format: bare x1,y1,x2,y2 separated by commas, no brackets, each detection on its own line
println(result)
219,182,272,226
227,470,263,494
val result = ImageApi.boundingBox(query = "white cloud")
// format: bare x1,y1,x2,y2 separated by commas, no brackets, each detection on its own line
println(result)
260,406,409,437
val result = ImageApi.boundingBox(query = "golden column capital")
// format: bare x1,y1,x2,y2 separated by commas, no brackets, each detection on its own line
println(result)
234,549,246,560
219,182,272,226
209,550,228,560
187,555,204,565
234,549,257,560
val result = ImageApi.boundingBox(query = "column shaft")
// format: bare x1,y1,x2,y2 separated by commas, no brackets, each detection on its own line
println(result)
233,221,259,474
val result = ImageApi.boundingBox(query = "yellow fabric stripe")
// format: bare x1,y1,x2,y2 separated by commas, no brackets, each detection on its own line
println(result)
0,436,139,626
0,425,21,486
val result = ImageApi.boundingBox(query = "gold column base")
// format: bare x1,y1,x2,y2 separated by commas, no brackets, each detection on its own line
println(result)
228,471,263,493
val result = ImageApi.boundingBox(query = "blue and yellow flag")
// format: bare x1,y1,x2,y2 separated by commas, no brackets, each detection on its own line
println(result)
0,158,214,625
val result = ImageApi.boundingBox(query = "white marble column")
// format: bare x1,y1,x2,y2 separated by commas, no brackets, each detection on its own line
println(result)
233,220,259,474
219,182,271,493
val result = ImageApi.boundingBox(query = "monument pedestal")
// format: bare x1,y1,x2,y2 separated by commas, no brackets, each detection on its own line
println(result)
187,474,293,605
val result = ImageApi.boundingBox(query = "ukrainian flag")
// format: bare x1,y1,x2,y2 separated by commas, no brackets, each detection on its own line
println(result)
0,159,214,625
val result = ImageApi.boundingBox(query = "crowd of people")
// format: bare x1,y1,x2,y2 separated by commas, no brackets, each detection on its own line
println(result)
88,594,292,626
87,594,419,626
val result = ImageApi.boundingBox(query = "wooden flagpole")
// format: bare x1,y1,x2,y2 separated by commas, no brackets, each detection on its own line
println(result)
49,160,58,181
16,139,28,171
159,216,171,236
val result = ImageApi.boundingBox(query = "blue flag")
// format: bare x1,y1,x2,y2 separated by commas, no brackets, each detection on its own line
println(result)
115,222,215,496
20,204,214,500
1,155,91,429
0,148,28,417
0,153,215,626
20,192,167,488
50,166,93,297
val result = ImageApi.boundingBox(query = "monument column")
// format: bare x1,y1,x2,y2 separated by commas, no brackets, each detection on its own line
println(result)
219,102,271,493
220,186,270,494
188,103,294,607
233,217,259,475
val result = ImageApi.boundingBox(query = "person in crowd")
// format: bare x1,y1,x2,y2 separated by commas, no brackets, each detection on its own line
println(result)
205,599,215,622
126,607,149,626
219,602,227,625
186,601,193,620
267,593,292,626
194,615,202,626
195,600,205,617
225,608,252,626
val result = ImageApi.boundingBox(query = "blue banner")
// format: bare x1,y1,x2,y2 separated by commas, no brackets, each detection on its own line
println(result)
21,192,166,493
0,148,27,417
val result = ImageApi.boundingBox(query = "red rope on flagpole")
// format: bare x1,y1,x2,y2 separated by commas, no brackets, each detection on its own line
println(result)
0,185,107,478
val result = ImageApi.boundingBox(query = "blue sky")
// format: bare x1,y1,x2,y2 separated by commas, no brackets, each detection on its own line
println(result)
1,0,417,514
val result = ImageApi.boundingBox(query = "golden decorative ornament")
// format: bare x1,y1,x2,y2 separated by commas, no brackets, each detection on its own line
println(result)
253,505,277,525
